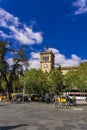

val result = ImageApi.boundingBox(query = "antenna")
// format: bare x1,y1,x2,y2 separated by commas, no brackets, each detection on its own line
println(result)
45,44,49,52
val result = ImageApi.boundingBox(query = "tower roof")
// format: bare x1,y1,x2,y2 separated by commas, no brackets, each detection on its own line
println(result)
40,50,55,57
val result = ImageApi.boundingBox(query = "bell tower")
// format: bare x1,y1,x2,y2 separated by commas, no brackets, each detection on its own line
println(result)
40,48,55,73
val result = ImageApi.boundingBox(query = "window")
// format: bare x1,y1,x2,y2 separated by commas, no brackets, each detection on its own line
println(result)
43,56,49,61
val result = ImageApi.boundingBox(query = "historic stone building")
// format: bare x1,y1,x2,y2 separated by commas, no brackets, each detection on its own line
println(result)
61,66,77,75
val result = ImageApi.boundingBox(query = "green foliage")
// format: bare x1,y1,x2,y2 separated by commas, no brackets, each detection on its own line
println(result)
49,67,63,94
64,62,87,91
0,41,29,100
64,69,79,90
24,69,49,94
77,62,87,90
0,41,9,76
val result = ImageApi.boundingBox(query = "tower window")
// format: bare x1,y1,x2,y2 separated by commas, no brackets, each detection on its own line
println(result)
43,56,49,61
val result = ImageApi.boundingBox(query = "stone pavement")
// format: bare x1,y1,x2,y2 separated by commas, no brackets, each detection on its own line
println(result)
0,102,87,130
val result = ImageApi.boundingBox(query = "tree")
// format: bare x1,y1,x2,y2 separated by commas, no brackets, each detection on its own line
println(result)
0,41,9,76
64,69,79,91
64,62,87,92
77,62,87,91
0,40,29,101
25,69,39,94
24,69,49,94
36,70,49,94
0,41,12,100
49,66,63,95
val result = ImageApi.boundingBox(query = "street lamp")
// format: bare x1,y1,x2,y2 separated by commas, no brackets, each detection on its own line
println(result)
22,62,30,103
23,71,25,93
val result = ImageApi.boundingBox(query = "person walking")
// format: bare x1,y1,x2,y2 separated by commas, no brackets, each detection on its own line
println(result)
72,95,76,106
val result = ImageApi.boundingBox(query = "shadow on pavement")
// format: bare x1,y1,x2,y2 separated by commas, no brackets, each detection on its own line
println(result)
0,104,7,106
0,124,28,130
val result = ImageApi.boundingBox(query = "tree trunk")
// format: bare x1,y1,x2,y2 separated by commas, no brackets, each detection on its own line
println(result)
4,75,11,101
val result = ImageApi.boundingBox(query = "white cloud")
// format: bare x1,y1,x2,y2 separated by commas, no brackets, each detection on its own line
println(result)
7,58,14,66
71,54,81,61
30,52,40,59
29,52,40,69
29,59,40,69
0,30,11,38
51,48,81,67
0,8,19,27
72,0,87,15
0,8,43,45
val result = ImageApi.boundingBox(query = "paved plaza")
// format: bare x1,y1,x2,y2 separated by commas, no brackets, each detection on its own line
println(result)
0,102,87,130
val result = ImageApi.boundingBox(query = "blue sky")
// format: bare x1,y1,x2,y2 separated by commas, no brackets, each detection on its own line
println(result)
0,0,87,69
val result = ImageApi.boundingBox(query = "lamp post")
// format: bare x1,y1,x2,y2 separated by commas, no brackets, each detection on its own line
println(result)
22,61,30,103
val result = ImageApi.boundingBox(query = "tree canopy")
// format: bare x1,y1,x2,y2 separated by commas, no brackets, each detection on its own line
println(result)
0,40,29,100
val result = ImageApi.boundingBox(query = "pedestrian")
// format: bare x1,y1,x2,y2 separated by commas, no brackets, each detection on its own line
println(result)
72,95,76,106
45,93,50,104
85,97,87,104
28,95,31,103
54,95,57,102
54,96,59,109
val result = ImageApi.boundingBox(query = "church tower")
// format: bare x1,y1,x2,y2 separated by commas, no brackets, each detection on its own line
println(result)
40,48,55,73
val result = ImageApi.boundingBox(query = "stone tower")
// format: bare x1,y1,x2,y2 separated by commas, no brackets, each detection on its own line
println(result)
40,48,55,73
